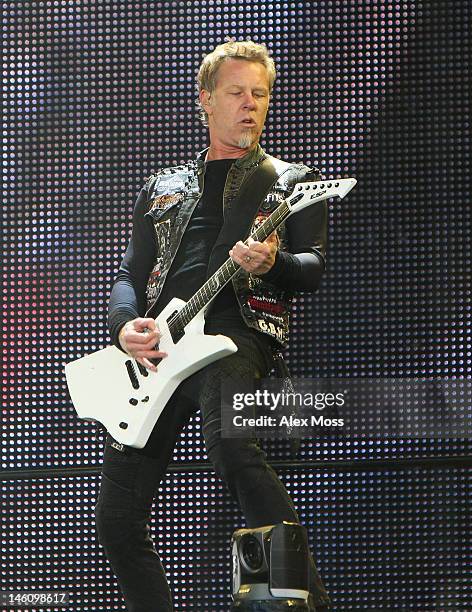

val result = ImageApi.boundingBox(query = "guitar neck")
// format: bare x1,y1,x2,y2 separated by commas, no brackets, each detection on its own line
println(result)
171,199,292,332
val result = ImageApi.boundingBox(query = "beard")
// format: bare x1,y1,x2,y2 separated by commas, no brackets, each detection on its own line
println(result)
237,129,257,149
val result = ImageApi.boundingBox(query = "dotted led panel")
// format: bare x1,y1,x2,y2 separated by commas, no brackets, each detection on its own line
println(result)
2,0,471,610
2,0,471,469
2,467,471,611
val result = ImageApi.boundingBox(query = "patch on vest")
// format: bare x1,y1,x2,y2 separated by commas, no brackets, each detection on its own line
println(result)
148,193,183,213
261,191,286,212
248,295,284,315
146,267,162,304
256,318,285,340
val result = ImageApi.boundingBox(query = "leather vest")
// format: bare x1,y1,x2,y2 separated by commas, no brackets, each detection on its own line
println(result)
142,145,323,347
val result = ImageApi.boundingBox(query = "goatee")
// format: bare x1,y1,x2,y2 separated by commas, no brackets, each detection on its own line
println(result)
237,132,255,149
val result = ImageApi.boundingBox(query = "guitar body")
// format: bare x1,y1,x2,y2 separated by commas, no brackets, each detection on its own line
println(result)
65,298,238,448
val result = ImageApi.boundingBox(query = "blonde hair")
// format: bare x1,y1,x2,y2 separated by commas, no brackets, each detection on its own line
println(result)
197,39,276,125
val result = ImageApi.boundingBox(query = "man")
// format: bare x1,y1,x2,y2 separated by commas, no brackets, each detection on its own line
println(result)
95,40,331,611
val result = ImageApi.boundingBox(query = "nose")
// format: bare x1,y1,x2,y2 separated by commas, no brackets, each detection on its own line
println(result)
242,93,257,110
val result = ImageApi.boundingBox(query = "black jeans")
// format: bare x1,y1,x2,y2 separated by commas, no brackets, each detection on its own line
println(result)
94,327,331,611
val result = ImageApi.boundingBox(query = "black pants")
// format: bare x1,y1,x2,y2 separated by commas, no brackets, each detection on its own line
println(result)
94,328,331,611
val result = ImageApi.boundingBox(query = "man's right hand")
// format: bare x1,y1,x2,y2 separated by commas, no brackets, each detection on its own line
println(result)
118,317,167,372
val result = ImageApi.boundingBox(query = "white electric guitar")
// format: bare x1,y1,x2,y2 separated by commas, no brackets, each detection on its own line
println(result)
65,178,357,448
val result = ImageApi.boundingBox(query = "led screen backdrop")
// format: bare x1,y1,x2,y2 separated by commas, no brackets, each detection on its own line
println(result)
2,1,470,610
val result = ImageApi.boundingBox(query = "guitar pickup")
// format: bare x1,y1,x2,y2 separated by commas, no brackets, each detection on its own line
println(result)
166,309,185,344
125,360,140,389
136,362,149,377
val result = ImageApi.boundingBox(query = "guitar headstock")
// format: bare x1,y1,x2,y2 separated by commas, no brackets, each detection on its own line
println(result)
287,178,357,214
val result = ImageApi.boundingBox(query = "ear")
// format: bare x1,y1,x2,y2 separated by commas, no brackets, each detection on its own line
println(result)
199,89,213,115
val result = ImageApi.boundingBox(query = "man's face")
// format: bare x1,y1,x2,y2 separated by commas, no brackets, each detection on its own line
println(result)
200,58,271,150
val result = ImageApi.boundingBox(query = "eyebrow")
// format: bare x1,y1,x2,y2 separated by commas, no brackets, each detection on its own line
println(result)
225,85,269,93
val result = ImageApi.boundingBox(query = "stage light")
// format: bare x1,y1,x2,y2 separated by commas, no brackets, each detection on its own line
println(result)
231,522,310,611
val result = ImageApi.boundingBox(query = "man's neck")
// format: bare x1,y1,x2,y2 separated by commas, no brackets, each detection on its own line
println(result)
206,141,257,161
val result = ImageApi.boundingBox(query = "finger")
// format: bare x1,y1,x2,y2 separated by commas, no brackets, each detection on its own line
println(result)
229,248,246,263
127,332,159,346
247,242,267,254
250,239,277,257
136,349,168,359
241,256,258,272
127,338,164,354
136,325,161,340
236,252,254,267
142,329,160,342
231,241,246,253
136,357,158,372
265,231,278,243
266,234,279,251
135,317,158,332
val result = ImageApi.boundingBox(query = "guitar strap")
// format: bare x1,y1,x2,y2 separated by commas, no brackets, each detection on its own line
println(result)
206,153,303,458
205,154,293,279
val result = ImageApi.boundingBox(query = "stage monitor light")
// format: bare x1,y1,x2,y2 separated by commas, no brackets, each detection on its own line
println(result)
231,522,310,610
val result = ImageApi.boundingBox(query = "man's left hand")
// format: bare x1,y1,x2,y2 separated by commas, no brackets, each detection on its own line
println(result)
229,232,279,275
